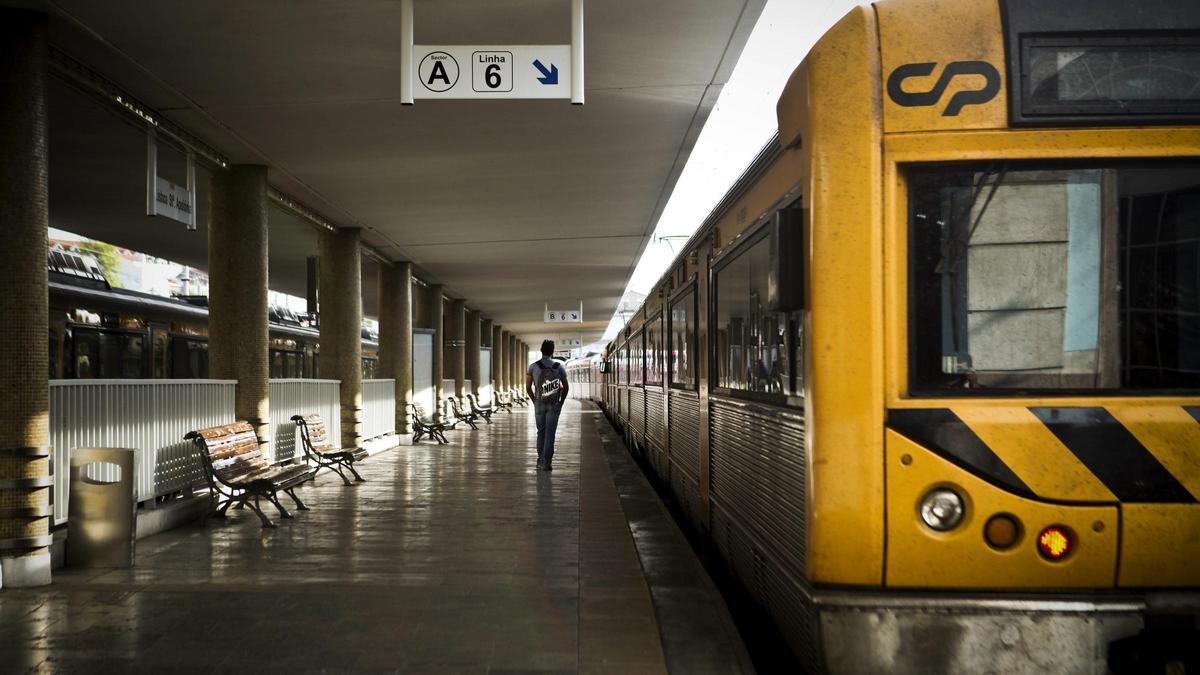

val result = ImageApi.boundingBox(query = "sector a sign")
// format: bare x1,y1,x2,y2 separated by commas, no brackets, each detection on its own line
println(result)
415,46,571,100
399,0,584,104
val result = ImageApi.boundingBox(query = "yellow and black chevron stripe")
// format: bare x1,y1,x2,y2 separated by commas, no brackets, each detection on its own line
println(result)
888,406,1200,504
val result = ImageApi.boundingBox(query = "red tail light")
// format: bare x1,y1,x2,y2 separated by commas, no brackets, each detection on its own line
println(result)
1037,526,1072,561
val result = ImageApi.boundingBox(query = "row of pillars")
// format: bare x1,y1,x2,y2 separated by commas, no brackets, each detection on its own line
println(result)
0,10,537,587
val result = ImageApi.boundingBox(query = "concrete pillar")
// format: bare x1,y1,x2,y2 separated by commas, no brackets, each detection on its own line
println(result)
446,299,465,398
493,325,505,395
0,10,51,588
501,330,512,393
465,311,481,397
378,261,412,435
430,285,444,414
319,228,362,447
210,165,271,448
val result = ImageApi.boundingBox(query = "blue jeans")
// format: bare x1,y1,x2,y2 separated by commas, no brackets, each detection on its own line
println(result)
534,401,562,466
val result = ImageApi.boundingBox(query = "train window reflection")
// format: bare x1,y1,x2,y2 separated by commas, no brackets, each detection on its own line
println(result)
646,314,664,386
713,232,801,399
909,161,1200,393
670,289,697,389
629,331,644,385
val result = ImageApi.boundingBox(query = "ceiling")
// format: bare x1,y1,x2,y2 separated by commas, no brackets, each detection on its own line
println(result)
31,0,764,344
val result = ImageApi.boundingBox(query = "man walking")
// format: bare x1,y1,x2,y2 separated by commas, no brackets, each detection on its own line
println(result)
527,339,568,471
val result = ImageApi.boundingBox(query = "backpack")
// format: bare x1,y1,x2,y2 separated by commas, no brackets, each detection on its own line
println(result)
534,360,565,404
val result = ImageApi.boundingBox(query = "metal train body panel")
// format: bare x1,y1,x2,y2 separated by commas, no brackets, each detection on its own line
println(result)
599,0,1200,671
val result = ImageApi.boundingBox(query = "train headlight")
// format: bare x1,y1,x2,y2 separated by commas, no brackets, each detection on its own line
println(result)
919,488,965,532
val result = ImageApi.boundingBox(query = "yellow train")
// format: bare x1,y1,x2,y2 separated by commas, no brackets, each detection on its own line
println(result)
600,0,1200,672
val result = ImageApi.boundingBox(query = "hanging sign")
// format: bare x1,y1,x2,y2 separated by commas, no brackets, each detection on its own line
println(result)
400,0,585,104
153,177,194,225
145,128,197,229
545,308,582,323
414,45,571,100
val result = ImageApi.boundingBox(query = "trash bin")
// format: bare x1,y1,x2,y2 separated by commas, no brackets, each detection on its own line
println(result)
66,448,136,569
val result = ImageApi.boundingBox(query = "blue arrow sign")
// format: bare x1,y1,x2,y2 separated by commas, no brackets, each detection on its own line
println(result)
533,59,559,85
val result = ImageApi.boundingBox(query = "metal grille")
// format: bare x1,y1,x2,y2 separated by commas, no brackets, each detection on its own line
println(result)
668,390,700,479
48,380,235,526
709,396,807,580
669,463,704,532
269,379,341,463
629,387,645,440
644,385,666,450
362,379,396,440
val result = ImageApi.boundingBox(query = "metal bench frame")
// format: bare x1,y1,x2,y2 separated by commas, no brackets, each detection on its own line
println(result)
492,390,514,413
291,413,368,485
185,422,315,528
410,404,449,444
465,393,494,424
447,396,479,430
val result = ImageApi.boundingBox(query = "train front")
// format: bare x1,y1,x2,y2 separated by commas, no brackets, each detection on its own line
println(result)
801,0,1200,672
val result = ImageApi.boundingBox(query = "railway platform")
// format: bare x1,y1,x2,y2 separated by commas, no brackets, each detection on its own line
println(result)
0,401,751,674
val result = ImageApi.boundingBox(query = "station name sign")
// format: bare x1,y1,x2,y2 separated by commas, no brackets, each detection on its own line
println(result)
415,45,572,100
153,176,193,225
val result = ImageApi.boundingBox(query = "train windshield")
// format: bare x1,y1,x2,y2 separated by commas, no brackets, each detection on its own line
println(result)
908,161,1200,393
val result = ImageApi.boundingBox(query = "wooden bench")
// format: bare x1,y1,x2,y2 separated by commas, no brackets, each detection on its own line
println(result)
507,387,528,407
410,404,449,444
291,414,368,485
465,393,494,424
185,422,316,528
446,396,479,430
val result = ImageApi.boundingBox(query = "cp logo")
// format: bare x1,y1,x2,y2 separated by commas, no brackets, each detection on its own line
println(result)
886,61,1001,116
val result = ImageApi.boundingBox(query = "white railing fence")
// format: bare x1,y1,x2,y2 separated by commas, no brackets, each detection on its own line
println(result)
269,379,341,463
362,379,396,440
48,380,236,527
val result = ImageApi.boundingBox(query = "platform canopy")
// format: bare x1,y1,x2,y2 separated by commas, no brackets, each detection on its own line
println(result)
34,0,765,344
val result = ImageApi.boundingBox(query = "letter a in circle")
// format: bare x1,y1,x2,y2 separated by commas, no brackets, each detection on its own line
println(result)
428,61,450,86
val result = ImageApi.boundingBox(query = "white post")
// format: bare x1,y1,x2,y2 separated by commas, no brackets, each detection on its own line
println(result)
571,0,584,105
401,0,414,105
185,150,197,231
145,127,157,216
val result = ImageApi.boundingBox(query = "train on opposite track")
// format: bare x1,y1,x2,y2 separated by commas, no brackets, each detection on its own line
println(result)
47,247,379,381
576,0,1200,672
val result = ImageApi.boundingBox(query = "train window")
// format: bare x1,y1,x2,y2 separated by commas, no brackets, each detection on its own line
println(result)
629,331,644,385
152,331,168,378
617,346,628,385
171,338,209,378
669,289,697,389
271,350,285,378
645,316,664,386
713,233,802,399
123,334,146,378
908,161,1200,393
49,328,59,379
74,330,100,378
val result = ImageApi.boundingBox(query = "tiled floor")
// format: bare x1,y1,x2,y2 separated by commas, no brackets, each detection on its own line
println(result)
0,400,743,674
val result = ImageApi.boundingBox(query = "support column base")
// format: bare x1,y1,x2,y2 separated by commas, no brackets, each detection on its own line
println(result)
1,550,51,588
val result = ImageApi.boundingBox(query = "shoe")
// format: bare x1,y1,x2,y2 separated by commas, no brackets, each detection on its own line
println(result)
536,461,544,470
542,464,553,472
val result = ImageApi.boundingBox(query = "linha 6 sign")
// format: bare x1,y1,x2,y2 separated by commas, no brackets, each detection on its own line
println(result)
415,45,571,100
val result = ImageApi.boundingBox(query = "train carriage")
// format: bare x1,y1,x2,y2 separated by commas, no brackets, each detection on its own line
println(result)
603,0,1200,672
